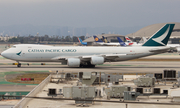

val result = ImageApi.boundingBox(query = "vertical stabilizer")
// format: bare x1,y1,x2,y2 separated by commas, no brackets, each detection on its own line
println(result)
142,24,175,46
77,37,82,43
93,35,104,42
117,37,126,46
125,36,134,45
102,36,109,43
77,37,87,45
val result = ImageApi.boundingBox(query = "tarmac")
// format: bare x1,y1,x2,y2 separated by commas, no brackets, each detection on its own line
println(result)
0,53,180,73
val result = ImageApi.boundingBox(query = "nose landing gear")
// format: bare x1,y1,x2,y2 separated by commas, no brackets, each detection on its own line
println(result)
17,63,21,67
13,63,21,67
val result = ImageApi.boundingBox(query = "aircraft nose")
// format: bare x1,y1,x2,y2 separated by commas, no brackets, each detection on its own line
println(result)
1,50,11,59
1,51,6,57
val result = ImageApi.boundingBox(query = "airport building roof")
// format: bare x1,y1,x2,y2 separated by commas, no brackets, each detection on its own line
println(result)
126,22,180,38
14,73,180,108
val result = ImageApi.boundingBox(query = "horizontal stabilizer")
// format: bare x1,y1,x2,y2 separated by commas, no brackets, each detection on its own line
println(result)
149,48,170,52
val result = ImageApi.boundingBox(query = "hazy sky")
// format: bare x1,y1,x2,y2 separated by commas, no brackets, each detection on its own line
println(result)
0,0,179,28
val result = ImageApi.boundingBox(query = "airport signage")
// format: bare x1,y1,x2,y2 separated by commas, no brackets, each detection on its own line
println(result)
21,78,34,81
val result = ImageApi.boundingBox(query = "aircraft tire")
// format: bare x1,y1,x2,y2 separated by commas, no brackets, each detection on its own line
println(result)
79,64,84,68
87,64,95,68
17,63,21,67
79,64,95,68
90,65,95,68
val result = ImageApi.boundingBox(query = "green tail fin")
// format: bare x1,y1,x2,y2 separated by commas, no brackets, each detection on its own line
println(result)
142,24,175,46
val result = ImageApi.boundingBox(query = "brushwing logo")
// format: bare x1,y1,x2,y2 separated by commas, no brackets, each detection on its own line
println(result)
16,51,22,56
152,25,170,46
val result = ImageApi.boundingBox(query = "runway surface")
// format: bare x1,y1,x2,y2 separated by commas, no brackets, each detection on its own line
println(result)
0,59,180,73
0,60,180,73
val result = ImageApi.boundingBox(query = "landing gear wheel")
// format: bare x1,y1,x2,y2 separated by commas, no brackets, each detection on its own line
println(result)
79,64,84,68
79,64,95,68
17,63,21,67
90,65,95,68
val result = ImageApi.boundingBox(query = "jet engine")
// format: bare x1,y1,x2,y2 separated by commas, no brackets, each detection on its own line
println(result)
91,56,104,65
67,58,80,67
176,47,180,52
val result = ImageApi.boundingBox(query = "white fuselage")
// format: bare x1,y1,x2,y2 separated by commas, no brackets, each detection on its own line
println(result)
1,44,170,63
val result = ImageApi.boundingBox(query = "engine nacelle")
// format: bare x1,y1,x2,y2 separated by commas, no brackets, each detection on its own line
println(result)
176,47,180,52
67,58,80,67
91,56,104,65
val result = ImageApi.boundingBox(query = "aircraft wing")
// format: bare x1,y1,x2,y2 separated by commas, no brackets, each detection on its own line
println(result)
51,54,127,61
100,54,126,60
80,54,127,60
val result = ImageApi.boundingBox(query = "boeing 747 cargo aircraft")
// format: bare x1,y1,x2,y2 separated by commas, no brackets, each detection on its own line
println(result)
1,24,175,68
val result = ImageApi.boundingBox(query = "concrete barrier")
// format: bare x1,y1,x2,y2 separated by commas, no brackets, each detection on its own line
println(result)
14,74,51,108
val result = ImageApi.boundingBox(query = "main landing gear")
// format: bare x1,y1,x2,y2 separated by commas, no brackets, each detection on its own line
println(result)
80,62,96,68
79,64,95,68
80,64,95,68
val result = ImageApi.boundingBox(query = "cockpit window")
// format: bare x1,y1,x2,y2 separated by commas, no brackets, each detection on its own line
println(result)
12,46,16,48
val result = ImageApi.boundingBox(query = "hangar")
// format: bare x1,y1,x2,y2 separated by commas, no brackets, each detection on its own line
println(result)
83,22,180,45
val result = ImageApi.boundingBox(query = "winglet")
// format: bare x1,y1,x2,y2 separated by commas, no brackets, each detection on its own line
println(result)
142,24,175,46
117,37,126,46
93,35,103,42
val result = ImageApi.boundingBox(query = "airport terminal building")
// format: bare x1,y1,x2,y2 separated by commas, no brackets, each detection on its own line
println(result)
83,22,180,45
